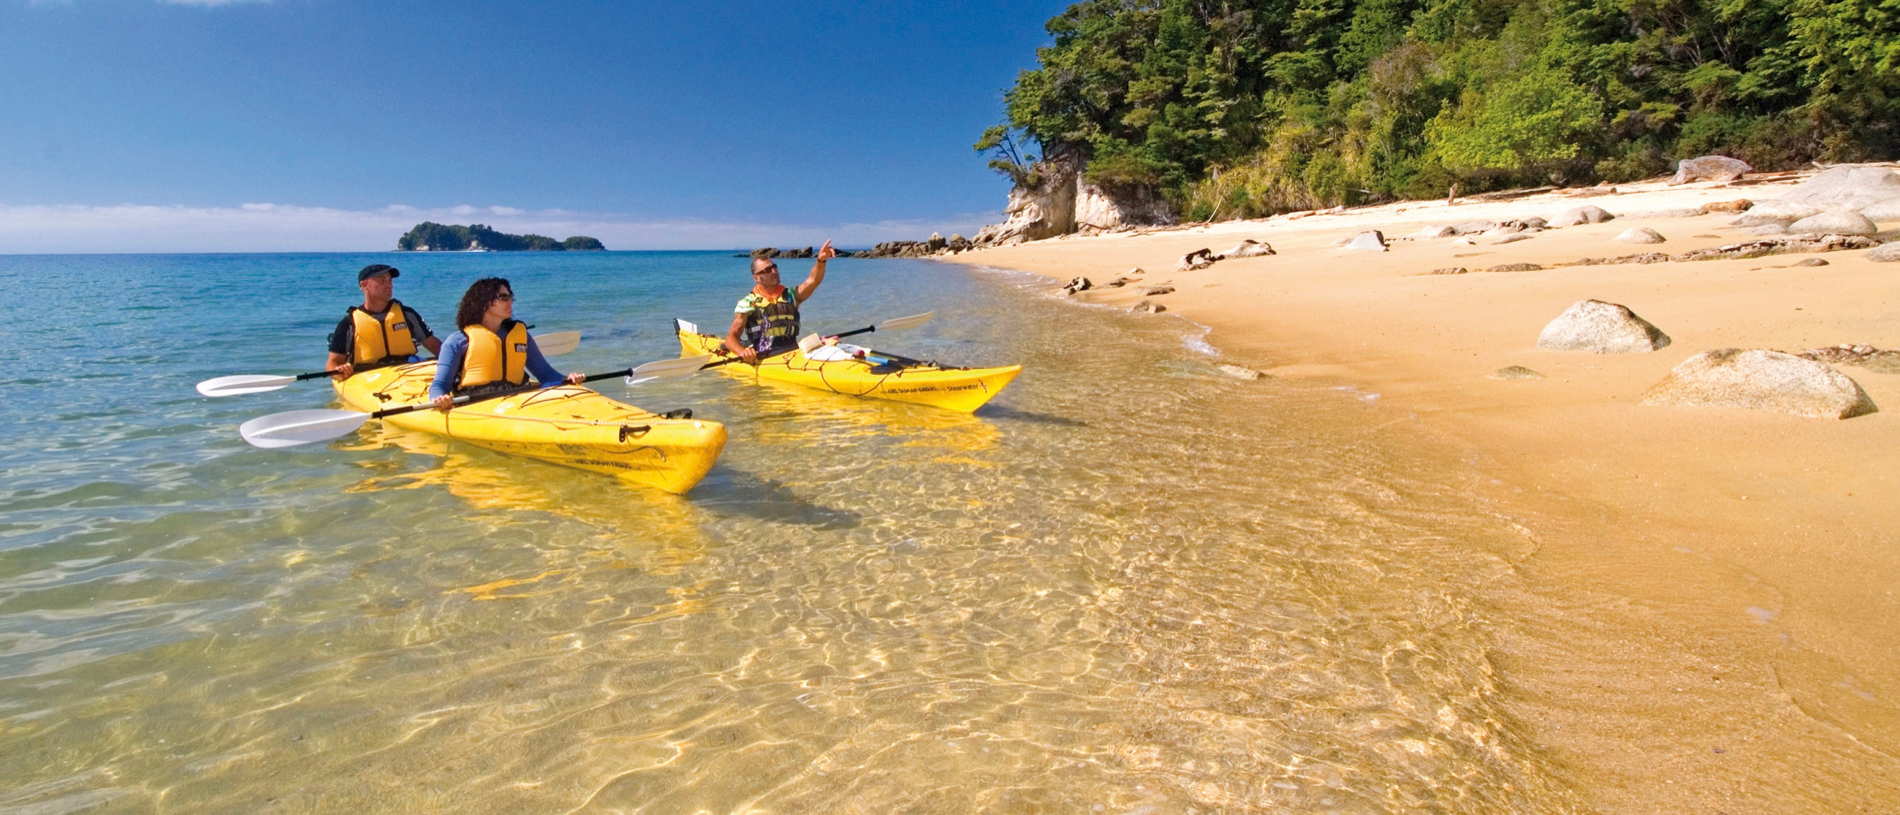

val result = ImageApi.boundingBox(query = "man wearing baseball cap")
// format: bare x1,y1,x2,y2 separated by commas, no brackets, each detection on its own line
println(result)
325,264,442,380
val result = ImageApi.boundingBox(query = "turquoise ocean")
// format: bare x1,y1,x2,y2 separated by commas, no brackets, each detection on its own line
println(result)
0,252,1584,812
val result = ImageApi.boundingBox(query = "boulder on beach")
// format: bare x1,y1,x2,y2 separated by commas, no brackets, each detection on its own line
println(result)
1489,366,1546,380
1216,363,1265,380
1729,209,1798,227
1408,225,1456,239
1493,233,1535,244
1061,276,1092,295
1614,227,1666,244
1787,210,1878,236
1865,243,1900,262
1776,165,1900,212
1538,299,1671,353
1793,257,1830,267
1131,300,1167,313
1672,233,1879,261
1621,207,1708,219
1669,155,1752,185
1345,230,1388,251
1550,206,1615,227
1741,223,1791,235
1862,199,1900,222
1180,248,1219,271
1641,349,1877,419
1140,285,1175,295
925,233,947,251
1705,200,1754,212
1222,239,1276,258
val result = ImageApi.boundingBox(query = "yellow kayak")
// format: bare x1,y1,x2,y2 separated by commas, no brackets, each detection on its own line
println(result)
675,320,1021,413
333,362,726,494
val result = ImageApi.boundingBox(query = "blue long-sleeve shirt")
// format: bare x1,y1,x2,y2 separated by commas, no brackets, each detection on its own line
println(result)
428,329,566,400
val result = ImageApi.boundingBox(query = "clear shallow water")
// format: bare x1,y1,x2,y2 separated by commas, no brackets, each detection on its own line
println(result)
0,252,1580,812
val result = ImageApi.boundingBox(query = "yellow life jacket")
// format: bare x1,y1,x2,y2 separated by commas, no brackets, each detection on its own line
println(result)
349,300,418,364
458,320,529,391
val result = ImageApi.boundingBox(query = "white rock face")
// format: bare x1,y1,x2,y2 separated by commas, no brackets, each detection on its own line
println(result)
1221,239,1276,258
1075,181,1175,232
1537,300,1672,353
1345,230,1388,252
1641,349,1878,419
1550,206,1615,227
1493,233,1534,244
1787,210,1879,236
1614,227,1666,244
1407,225,1456,239
1740,223,1790,236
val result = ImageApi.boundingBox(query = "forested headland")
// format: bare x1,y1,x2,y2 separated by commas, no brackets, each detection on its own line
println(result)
396,222,606,252
977,0,1900,220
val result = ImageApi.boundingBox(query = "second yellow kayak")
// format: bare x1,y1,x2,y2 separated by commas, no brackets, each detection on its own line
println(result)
675,320,1020,412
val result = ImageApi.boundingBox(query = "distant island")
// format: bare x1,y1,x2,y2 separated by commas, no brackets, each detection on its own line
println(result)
396,222,605,252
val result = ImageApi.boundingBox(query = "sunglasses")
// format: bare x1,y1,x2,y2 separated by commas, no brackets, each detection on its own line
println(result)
753,266,779,276
494,293,515,301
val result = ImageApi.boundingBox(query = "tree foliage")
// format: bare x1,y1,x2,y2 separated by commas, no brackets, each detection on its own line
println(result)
984,0,1900,218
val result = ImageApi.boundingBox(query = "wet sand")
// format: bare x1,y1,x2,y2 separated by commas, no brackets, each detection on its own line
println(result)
949,175,1900,811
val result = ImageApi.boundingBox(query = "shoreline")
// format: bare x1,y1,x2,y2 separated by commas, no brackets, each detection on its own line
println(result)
944,174,1900,809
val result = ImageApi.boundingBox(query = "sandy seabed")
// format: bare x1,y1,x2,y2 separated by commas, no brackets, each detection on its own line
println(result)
950,173,1900,812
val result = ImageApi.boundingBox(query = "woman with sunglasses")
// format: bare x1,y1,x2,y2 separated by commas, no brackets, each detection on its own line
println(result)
428,277,585,411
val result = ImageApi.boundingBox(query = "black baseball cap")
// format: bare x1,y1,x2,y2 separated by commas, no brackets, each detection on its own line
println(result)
358,264,400,282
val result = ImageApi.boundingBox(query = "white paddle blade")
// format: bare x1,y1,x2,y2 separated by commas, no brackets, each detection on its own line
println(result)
536,331,581,357
674,318,701,336
197,374,298,397
797,333,824,353
626,354,713,386
877,311,935,332
239,409,372,449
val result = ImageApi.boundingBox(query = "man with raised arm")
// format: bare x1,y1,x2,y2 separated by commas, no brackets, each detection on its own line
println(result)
724,240,835,364
326,264,442,379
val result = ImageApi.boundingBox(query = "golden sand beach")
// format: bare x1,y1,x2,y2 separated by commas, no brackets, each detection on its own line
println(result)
950,172,1900,810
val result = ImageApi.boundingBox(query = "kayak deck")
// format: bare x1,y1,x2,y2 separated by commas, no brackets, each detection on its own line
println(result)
334,362,726,494
675,321,1019,413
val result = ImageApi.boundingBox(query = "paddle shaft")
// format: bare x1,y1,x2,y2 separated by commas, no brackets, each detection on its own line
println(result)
701,325,878,370
364,356,704,420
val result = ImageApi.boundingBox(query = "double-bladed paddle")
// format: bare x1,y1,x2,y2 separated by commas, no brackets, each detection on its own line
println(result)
236,354,712,449
691,311,937,369
195,331,583,398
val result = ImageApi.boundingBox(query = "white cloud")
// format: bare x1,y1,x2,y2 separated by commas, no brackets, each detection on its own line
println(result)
0,201,1000,253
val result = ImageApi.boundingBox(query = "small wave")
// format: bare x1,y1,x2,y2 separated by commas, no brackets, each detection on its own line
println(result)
1181,323,1218,356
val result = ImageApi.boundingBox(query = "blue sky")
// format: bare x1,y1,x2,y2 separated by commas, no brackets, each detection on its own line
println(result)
0,0,1069,251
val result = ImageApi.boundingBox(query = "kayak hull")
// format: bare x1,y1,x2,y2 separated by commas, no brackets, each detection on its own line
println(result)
334,362,725,494
677,327,1019,413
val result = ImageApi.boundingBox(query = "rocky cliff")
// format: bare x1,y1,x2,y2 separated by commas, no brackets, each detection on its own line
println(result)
969,143,1176,248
